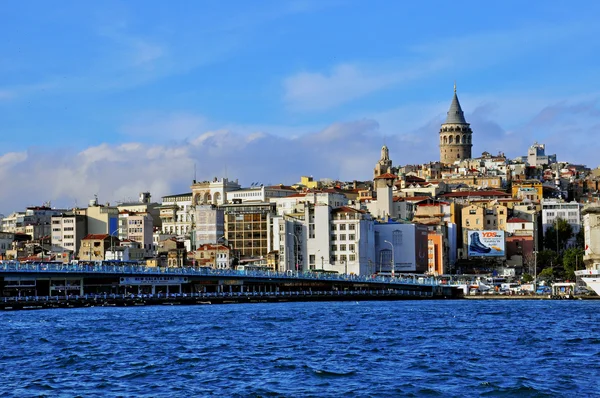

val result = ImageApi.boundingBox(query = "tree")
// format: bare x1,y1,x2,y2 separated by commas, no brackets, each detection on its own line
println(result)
538,267,555,282
543,218,573,253
562,247,584,281
575,228,584,248
521,273,533,283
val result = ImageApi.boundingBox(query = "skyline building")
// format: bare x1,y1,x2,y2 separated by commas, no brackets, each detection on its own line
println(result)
439,84,473,164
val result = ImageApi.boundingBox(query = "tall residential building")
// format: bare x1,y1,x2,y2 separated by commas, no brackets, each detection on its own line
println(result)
193,205,225,247
222,201,276,259
50,213,87,259
159,192,193,237
541,199,581,239
117,192,162,229
118,211,154,256
86,197,119,235
439,85,473,164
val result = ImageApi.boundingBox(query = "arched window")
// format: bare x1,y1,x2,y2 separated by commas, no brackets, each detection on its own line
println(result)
443,136,448,144
456,135,460,143
462,135,466,144
449,136,453,144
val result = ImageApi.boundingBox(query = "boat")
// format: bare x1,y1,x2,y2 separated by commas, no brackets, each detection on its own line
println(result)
575,263,600,296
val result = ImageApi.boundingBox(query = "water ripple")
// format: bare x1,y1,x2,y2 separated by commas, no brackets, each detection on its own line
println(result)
1,301,600,396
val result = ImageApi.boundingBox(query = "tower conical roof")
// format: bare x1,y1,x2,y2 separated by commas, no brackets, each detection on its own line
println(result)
444,89,467,124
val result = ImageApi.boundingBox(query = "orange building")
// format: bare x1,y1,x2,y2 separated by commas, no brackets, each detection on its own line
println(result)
427,233,444,275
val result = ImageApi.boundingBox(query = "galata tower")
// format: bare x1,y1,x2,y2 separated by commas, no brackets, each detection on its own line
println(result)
439,84,472,164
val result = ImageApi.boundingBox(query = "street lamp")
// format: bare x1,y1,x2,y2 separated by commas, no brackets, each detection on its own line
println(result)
288,233,299,274
384,240,394,277
109,228,120,261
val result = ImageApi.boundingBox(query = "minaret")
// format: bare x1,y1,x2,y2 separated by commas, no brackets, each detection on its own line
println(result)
374,145,393,178
439,83,473,164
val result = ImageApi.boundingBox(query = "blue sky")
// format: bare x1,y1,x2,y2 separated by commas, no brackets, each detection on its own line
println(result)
1,1,599,213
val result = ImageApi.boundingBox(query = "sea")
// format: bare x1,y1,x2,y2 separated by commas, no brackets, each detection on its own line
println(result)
1,300,599,397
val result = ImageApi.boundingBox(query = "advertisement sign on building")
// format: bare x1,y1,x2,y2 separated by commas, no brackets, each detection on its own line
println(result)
467,230,505,257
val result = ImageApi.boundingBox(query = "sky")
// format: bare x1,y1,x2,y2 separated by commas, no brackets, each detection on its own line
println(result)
1,0,599,214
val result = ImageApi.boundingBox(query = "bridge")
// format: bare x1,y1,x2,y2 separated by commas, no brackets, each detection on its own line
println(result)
0,262,464,309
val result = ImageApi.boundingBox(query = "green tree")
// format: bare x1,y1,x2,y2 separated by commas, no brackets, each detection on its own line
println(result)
562,247,584,281
575,228,584,248
538,267,555,282
521,273,533,283
543,218,573,253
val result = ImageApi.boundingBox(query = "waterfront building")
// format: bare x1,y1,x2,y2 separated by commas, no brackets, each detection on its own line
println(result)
222,201,276,259
193,204,224,247
541,199,581,244
439,85,473,164
118,211,154,257
192,177,241,206
374,222,429,274
116,192,162,229
85,197,119,236
194,243,231,269
50,213,87,260
105,240,145,261
0,232,14,259
427,232,445,275
1,212,27,233
582,205,600,266
79,234,116,261
227,184,297,203
271,190,348,216
159,192,193,237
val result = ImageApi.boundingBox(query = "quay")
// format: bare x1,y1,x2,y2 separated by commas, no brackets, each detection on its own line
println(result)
0,261,463,310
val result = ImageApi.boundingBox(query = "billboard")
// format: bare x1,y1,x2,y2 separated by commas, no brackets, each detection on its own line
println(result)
467,230,505,257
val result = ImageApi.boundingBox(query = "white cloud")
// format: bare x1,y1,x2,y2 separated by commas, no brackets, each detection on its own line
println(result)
0,119,383,214
283,63,439,111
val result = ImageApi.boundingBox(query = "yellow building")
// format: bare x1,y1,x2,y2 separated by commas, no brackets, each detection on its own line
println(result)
461,202,508,231
295,176,321,190
512,180,543,202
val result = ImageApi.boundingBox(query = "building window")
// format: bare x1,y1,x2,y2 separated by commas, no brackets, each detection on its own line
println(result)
339,234,346,241
340,244,347,251
349,234,356,241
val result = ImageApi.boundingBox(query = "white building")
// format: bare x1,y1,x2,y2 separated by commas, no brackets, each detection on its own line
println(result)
541,199,581,237
373,222,429,274
270,191,348,216
159,193,194,237
273,203,376,275
583,205,600,265
50,214,87,259
527,142,556,167
227,184,297,204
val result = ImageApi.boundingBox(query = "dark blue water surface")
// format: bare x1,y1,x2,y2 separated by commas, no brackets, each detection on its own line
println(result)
2,300,600,397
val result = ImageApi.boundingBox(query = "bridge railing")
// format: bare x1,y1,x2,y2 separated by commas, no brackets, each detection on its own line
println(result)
0,261,447,286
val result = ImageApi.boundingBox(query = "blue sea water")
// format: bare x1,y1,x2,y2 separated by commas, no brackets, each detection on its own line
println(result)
1,300,599,397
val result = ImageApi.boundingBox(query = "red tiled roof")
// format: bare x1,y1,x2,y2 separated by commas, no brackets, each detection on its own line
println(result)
374,173,398,180
332,206,366,214
507,217,530,223
403,196,432,202
82,234,110,240
440,190,510,198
